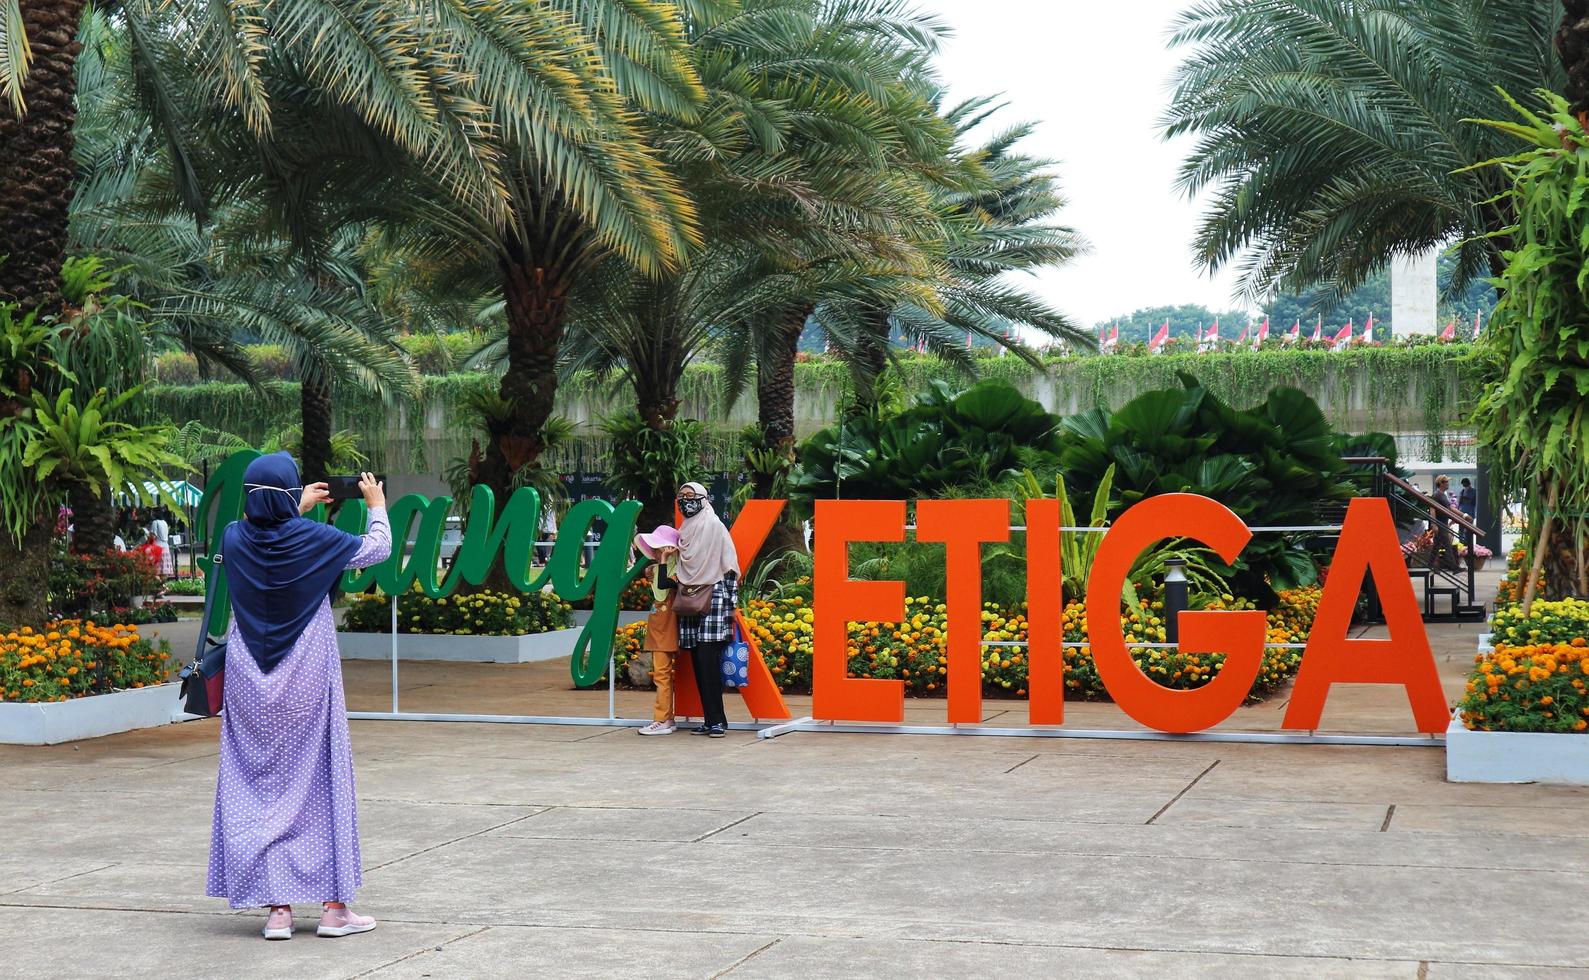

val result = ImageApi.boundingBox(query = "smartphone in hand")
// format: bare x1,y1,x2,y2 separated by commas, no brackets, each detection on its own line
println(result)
327,475,384,501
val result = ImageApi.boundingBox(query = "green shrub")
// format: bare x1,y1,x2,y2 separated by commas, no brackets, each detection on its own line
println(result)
790,379,1061,503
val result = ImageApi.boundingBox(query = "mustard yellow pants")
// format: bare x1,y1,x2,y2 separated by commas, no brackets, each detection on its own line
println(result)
650,649,676,722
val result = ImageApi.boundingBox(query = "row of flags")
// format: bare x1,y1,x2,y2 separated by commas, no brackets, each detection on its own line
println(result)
1100,310,1484,354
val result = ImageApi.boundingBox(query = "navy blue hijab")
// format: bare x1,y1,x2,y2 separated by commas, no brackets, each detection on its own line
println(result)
222,453,363,673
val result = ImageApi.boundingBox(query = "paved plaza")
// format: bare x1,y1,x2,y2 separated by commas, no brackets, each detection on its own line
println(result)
3,613,1588,978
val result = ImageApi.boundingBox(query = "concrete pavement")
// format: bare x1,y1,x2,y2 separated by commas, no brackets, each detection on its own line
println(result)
4,597,1585,978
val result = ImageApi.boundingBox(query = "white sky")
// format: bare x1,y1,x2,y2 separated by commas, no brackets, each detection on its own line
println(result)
923,0,1253,327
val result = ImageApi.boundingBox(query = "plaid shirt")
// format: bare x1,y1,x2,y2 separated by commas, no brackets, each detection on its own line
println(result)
676,572,738,648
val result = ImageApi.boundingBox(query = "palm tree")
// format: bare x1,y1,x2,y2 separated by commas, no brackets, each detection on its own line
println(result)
1162,0,1562,303
554,0,952,527
813,102,1090,408
0,0,89,313
1560,0,1589,116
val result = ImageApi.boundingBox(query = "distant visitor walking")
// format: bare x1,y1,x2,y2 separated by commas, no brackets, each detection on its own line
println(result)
205,453,390,940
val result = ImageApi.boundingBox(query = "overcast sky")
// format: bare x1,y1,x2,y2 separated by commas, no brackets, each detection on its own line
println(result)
922,0,1251,328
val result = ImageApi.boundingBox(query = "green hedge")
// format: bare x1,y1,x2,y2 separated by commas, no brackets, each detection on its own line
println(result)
138,345,1475,472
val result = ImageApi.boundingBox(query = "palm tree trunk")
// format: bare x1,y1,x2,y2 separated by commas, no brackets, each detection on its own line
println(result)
0,0,87,313
299,375,334,483
475,253,569,591
1559,1,1589,118
756,305,810,451
0,521,54,628
67,481,115,554
634,376,682,533
752,304,811,562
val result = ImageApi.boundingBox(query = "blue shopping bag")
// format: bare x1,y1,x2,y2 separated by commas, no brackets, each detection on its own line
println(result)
721,622,751,689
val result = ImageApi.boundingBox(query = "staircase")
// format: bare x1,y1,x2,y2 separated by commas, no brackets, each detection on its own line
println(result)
1321,457,1488,623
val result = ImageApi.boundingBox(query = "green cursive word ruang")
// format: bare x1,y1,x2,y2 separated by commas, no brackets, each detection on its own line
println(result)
195,450,646,686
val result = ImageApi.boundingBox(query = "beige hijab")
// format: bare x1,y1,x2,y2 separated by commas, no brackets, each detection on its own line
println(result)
675,482,738,585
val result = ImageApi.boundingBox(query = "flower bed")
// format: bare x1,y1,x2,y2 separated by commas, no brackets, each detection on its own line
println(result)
1458,598,1589,735
342,586,573,636
611,587,1322,701
0,621,173,704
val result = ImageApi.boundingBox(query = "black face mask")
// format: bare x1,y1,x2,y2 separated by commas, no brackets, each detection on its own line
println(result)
678,497,705,518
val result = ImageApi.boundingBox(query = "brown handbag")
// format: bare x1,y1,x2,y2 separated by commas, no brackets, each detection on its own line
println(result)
644,597,679,652
673,581,714,617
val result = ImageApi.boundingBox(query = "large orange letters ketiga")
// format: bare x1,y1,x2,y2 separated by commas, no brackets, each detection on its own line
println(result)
813,499,907,722
917,499,1010,723
672,499,792,721
1086,494,1267,733
1282,497,1447,733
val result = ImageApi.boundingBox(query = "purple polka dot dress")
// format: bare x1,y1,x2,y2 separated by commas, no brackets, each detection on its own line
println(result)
206,508,390,909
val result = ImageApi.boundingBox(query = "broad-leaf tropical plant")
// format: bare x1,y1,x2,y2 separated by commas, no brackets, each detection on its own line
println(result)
22,386,182,553
1463,88,1589,609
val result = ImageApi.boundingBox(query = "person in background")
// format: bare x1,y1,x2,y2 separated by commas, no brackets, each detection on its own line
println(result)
207,454,390,940
1458,478,1477,519
633,525,681,735
666,482,738,738
1457,477,1478,547
537,500,558,565
1431,475,1457,569
147,508,173,578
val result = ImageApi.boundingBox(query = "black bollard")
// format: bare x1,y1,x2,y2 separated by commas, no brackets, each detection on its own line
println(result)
1164,558,1188,645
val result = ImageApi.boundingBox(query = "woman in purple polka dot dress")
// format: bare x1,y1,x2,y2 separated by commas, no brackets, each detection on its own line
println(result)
205,454,391,940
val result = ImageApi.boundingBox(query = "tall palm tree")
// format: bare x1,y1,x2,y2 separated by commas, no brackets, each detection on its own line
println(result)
0,0,88,313
1162,0,1562,303
554,0,950,526
1561,1,1589,116
814,102,1089,408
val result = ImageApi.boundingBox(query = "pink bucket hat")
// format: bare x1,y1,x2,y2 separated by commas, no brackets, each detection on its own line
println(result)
633,524,680,560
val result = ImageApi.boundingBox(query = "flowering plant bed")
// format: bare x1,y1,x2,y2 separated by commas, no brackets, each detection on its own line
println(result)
611,587,1321,701
1457,599,1589,735
0,621,173,704
338,587,578,664
341,586,572,636
1450,627,1589,785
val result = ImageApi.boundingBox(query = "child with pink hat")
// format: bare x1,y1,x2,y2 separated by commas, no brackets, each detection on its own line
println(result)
634,525,681,734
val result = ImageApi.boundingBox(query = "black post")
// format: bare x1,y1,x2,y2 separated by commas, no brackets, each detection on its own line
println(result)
1476,452,1502,552
1164,558,1188,644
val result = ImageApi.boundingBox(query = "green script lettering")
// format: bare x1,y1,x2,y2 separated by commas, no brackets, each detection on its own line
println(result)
197,450,647,686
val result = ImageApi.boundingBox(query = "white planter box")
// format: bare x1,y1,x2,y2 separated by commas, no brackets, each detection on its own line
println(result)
0,682,184,745
1445,630,1589,786
572,610,649,629
1446,715,1589,785
337,628,579,664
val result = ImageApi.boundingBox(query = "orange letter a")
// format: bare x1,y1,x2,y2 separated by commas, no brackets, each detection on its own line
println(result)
1282,497,1448,734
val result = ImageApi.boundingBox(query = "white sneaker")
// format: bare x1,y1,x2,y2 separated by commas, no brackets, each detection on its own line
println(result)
637,720,676,736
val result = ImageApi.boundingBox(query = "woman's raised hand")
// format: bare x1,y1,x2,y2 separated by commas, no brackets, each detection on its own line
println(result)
358,472,385,509
298,482,331,515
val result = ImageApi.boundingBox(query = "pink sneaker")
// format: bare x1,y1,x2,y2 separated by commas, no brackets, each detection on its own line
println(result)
262,906,293,940
317,906,377,938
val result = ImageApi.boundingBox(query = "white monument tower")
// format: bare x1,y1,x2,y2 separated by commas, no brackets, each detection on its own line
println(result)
1390,249,1439,336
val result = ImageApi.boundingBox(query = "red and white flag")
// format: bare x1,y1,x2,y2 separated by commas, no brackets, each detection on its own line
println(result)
1473,309,1483,337
1201,318,1219,351
1331,320,1353,351
1098,326,1108,348
1311,315,1323,342
1236,322,1249,345
1362,313,1374,345
1148,320,1169,352
966,330,973,349
1255,317,1270,348
1287,319,1301,343
1439,318,1456,341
